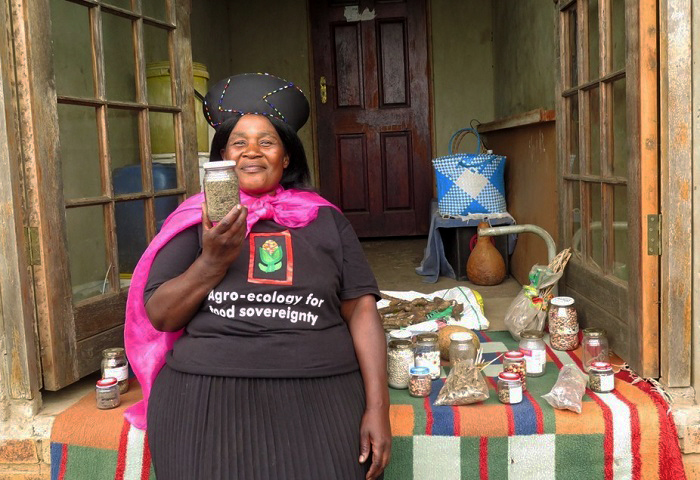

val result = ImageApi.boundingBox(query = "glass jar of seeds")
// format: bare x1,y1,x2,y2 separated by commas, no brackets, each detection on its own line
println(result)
95,377,120,410
408,366,432,397
203,161,239,222
582,328,609,372
497,372,523,404
519,329,547,377
549,296,579,351
387,339,414,389
414,333,440,380
101,347,129,394
502,350,527,390
448,332,476,367
589,361,615,393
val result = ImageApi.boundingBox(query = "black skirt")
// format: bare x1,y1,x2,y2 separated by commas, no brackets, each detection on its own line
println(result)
147,365,373,480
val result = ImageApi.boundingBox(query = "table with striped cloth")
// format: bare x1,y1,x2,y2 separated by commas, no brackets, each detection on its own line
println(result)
384,330,685,480
49,330,685,480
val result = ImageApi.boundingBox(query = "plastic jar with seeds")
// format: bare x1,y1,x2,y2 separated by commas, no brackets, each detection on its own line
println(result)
549,296,579,351
203,161,239,222
582,328,609,372
588,361,615,393
497,371,522,404
387,339,414,389
502,350,527,390
101,347,129,394
408,366,432,397
95,377,120,410
519,329,547,377
414,333,441,380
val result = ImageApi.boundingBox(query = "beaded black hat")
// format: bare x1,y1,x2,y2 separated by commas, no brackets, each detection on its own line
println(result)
202,73,310,132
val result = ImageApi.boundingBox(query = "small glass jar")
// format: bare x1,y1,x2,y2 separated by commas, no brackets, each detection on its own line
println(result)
95,377,121,410
203,160,239,222
414,333,440,380
582,328,609,372
387,340,414,389
502,351,527,390
448,332,476,366
589,361,615,393
408,366,432,397
519,329,547,377
101,347,129,394
549,296,579,351
497,372,523,404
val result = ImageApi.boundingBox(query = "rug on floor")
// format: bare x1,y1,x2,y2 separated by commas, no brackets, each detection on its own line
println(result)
49,331,685,480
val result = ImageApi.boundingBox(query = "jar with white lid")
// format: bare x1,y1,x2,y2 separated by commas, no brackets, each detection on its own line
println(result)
387,340,414,389
203,160,239,222
519,329,547,377
549,296,579,350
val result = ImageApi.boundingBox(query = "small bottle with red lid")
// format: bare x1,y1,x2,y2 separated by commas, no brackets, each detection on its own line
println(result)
588,361,615,393
502,350,527,390
95,377,120,410
497,372,523,404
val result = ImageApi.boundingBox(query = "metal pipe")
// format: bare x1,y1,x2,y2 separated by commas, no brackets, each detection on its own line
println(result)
478,224,558,296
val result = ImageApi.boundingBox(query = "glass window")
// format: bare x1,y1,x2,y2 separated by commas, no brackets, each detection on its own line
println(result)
51,0,93,98
567,7,578,88
613,185,628,280
590,182,603,270
571,180,582,254
612,78,627,178
109,108,142,192
612,0,626,71
58,104,102,199
66,206,109,302
115,199,148,275
103,12,136,101
588,86,600,175
143,0,168,21
588,0,599,80
568,94,579,174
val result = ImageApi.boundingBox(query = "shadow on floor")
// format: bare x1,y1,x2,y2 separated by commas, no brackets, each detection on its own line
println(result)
361,237,521,331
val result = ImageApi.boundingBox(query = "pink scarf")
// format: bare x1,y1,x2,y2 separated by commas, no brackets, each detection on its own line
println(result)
123,187,338,430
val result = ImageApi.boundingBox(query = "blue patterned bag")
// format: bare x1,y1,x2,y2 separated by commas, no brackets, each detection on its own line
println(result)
433,128,507,216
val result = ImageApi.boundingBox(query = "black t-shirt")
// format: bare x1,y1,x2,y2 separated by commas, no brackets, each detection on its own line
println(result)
144,207,380,378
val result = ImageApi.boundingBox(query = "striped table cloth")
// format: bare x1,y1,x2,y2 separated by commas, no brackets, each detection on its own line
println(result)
384,330,686,480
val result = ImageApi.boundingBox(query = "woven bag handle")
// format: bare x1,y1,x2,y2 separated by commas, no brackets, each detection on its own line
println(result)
448,127,483,155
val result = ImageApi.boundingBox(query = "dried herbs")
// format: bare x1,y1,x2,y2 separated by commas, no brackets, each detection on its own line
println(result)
433,362,489,406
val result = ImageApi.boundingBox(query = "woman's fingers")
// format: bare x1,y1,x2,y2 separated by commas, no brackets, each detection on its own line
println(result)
201,203,212,229
213,204,243,232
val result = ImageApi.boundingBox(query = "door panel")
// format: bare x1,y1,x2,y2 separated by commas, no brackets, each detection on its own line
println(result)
311,0,432,237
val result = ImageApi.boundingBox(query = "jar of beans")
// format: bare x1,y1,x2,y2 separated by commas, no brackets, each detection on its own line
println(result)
588,361,615,393
502,350,527,390
497,372,523,404
387,339,414,389
408,366,432,397
519,330,547,377
414,333,440,380
549,296,579,351
582,328,609,372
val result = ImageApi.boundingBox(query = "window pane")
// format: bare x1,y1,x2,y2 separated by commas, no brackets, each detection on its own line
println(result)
154,195,180,231
152,163,178,193
115,200,148,275
613,185,628,281
51,0,93,98
103,0,131,11
571,181,582,254
149,112,177,155
568,94,579,174
588,0,599,80
103,12,136,101
143,0,168,21
67,206,109,302
590,182,603,270
58,104,102,199
145,26,172,106
567,7,578,88
107,108,142,176
588,86,600,175
612,0,625,71
612,78,627,178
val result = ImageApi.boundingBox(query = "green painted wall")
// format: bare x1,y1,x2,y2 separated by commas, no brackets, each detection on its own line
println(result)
430,0,495,156
492,1,556,118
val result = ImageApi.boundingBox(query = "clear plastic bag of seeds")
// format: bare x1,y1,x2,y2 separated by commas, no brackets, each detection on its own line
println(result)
433,362,489,406
504,265,563,341
541,364,588,413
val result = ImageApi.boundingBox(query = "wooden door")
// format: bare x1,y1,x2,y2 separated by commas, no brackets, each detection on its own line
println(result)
310,0,432,237
555,0,659,377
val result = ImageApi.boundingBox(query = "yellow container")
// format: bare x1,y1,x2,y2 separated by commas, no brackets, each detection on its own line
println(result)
147,61,210,153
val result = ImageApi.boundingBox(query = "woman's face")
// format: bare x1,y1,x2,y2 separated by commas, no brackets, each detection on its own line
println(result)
220,115,289,196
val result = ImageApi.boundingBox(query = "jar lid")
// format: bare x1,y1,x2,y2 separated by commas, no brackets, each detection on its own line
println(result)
416,332,438,343
590,361,612,371
520,330,544,339
96,377,118,388
449,332,473,342
409,366,430,376
388,339,413,349
498,372,521,381
583,327,607,338
203,160,236,170
102,347,125,358
504,350,525,360
389,329,413,340
551,296,575,307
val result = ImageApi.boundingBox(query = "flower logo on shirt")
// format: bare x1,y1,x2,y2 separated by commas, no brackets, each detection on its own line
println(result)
259,239,283,273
